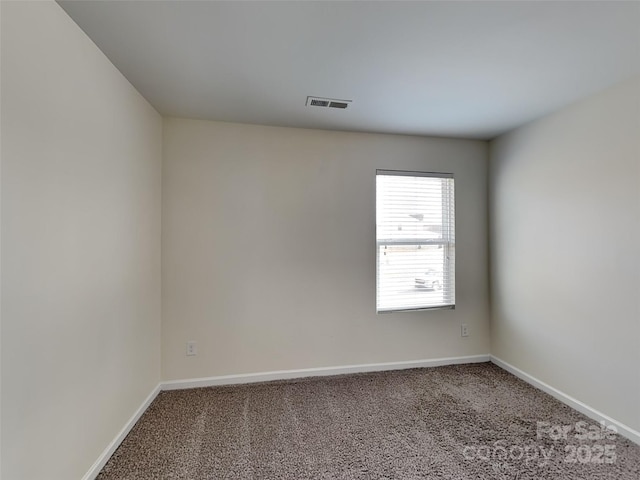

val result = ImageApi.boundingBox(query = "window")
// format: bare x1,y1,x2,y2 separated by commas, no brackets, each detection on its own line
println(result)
376,170,455,312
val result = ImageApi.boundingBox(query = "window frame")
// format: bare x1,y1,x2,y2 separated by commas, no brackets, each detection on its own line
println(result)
375,169,456,313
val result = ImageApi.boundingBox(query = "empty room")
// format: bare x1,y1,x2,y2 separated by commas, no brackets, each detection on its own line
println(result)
1,0,639,479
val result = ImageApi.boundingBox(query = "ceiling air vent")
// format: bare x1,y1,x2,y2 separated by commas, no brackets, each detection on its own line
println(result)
306,96,352,110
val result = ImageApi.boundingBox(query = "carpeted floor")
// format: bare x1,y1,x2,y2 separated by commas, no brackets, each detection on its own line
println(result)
98,363,640,479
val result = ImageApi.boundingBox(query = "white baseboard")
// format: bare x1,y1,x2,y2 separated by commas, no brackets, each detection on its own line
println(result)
81,384,161,480
161,354,491,391
490,355,640,446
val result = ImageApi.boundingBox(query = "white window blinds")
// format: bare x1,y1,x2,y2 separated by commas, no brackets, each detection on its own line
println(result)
376,170,455,312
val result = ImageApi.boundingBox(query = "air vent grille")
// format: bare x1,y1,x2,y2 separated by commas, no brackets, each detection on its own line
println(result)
310,99,330,107
329,101,349,109
306,96,352,110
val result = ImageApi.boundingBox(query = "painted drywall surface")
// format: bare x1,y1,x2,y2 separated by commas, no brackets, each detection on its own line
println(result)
1,2,162,479
490,77,640,431
162,118,489,381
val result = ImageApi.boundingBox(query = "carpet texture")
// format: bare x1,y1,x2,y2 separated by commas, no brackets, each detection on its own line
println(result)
98,363,640,479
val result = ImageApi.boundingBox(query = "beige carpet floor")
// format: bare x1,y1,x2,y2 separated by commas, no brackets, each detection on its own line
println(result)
98,363,640,479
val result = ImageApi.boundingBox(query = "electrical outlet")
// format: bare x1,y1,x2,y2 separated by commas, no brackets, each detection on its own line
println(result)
186,341,197,356
461,324,469,337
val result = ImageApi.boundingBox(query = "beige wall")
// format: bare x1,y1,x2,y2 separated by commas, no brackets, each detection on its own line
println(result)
162,118,490,381
1,2,162,479
490,77,640,432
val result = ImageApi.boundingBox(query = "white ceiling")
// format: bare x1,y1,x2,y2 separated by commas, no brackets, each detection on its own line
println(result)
58,0,640,139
